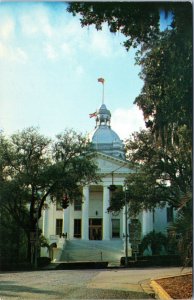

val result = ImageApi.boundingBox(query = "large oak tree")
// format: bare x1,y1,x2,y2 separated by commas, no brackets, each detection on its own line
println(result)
0,128,99,263
67,1,192,206
67,2,192,142
68,2,192,263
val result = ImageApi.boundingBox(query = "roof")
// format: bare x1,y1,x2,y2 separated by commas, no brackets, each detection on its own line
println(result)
89,104,125,159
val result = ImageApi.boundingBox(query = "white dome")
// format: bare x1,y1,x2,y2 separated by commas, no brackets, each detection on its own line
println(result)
89,104,125,159
92,125,121,144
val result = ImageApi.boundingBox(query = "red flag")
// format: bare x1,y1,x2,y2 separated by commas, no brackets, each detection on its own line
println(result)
89,111,97,118
98,77,105,84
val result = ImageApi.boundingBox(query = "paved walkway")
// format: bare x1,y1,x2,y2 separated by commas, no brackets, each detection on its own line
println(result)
0,267,192,299
87,267,192,293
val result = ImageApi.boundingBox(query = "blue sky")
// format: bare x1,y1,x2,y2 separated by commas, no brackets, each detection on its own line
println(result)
0,2,168,140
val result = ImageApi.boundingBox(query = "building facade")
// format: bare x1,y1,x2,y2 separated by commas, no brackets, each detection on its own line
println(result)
41,104,174,264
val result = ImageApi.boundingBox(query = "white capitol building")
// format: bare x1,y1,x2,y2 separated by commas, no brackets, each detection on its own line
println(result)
41,103,173,264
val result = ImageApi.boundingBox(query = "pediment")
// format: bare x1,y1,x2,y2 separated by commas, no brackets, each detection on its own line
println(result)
94,152,134,174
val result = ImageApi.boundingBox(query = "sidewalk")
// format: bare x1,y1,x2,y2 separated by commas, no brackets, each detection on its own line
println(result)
87,267,192,296
0,267,191,299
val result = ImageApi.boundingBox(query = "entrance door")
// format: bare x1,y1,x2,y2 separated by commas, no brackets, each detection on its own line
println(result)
89,219,102,240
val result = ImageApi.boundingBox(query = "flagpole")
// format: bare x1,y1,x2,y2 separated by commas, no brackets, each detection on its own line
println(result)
97,78,105,105
102,82,104,105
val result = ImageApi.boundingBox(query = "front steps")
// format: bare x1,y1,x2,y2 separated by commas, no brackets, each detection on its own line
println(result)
54,239,126,266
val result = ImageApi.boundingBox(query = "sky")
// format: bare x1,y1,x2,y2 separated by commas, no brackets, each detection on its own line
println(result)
0,2,169,141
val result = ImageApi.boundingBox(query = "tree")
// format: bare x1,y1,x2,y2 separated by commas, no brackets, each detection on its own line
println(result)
127,128,191,190
0,207,28,270
67,2,192,50
169,198,192,266
67,1,192,151
108,172,171,217
67,2,192,264
108,127,191,216
134,28,192,144
0,128,99,264
108,128,192,264
140,231,168,255
67,2,192,143
67,2,161,48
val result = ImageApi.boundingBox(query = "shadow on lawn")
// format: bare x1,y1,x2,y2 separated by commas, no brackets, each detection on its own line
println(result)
0,283,153,299
0,281,63,298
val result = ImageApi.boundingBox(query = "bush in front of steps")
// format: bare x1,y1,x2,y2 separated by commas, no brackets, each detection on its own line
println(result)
0,261,33,271
56,261,109,270
120,255,182,267
37,256,51,267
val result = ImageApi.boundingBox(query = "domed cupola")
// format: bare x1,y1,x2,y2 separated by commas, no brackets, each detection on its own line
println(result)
96,104,111,127
89,103,125,160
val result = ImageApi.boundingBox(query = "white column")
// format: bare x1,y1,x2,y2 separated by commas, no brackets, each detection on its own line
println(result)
122,206,125,238
45,201,55,238
103,185,110,240
63,206,70,238
122,186,131,257
42,206,49,238
41,205,50,257
142,210,154,236
82,186,89,240
68,203,74,239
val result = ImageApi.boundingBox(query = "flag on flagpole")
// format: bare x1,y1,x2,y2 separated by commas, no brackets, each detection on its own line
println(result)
89,111,97,118
98,77,105,84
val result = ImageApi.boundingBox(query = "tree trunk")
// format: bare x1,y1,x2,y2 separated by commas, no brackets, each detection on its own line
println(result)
26,232,32,263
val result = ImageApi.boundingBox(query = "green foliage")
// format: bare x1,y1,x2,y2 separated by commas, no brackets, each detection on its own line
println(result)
67,2,192,206
124,128,192,214
126,173,169,216
108,172,170,217
67,2,162,49
67,2,192,50
67,2,192,265
140,231,168,255
67,2,192,148
37,256,51,267
135,30,192,143
108,190,125,213
0,127,99,263
39,235,50,250
0,207,28,269
168,197,192,266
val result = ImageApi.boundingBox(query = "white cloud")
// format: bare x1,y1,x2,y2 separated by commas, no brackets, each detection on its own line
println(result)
20,15,38,36
20,7,54,38
112,105,146,140
75,65,85,76
90,31,113,57
20,8,123,58
61,42,74,57
59,18,85,42
44,43,57,60
40,14,54,38
0,18,15,40
15,47,28,62
0,42,28,63
18,7,125,64
0,42,7,58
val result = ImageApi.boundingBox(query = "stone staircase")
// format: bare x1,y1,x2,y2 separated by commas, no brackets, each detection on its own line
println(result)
58,239,125,265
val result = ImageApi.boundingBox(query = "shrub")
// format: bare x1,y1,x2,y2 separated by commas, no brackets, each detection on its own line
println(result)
37,257,51,267
140,231,168,255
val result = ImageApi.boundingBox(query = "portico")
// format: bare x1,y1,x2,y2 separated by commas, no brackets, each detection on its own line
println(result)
42,103,133,262
41,102,174,263
63,180,128,241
